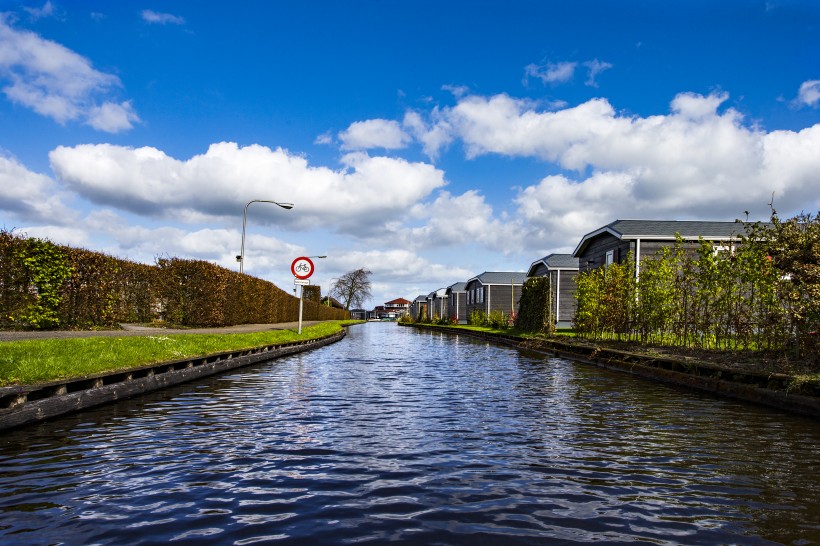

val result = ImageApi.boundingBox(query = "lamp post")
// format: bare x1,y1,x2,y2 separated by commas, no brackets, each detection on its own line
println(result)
237,199,293,274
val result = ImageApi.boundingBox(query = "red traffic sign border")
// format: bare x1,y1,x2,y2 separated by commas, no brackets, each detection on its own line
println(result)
291,256,315,280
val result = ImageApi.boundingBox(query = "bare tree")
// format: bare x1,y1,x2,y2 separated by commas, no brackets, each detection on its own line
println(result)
331,268,372,310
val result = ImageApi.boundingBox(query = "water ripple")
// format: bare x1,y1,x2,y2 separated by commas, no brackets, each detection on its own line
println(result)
1,323,819,545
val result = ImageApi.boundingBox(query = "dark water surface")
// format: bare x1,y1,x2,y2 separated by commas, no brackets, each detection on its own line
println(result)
1,323,819,545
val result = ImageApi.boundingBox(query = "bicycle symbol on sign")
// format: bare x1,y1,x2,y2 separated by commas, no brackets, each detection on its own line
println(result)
295,262,310,273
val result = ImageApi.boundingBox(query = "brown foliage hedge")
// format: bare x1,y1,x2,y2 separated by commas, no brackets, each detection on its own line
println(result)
1,230,347,330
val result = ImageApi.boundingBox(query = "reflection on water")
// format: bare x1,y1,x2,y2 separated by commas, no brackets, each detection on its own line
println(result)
1,322,819,545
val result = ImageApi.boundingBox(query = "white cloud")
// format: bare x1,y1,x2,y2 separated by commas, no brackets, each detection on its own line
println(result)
86,100,139,132
524,61,577,85
403,109,453,159
141,10,185,25
338,119,412,150
391,89,820,249
406,190,522,253
796,79,820,107
24,1,56,21
0,153,76,223
48,142,447,236
0,16,138,132
583,59,613,87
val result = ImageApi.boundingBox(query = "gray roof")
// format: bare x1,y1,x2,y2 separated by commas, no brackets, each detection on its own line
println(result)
574,219,747,256
414,295,427,303
446,281,467,293
427,288,447,298
467,271,528,285
527,253,579,276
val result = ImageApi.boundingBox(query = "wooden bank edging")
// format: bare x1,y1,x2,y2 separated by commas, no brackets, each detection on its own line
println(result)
404,324,820,419
0,329,346,431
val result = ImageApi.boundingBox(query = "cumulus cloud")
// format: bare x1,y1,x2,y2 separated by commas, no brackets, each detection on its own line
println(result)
403,109,453,159
141,10,185,25
796,79,820,107
330,248,473,285
0,16,138,131
406,190,522,253
48,142,447,236
338,119,412,150
0,153,76,223
388,89,820,250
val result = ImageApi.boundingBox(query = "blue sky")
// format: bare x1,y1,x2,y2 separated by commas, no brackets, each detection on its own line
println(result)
1,0,819,308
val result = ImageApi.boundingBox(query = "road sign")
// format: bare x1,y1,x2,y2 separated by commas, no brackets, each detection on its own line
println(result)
294,278,310,286
291,256,315,280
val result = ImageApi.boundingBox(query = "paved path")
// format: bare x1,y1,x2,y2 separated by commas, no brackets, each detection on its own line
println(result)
0,322,325,342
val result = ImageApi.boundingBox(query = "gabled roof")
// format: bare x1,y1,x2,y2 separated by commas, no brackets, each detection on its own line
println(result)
427,288,447,298
414,295,428,303
446,281,467,293
466,271,528,286
385,297,411,305
573,219,746,257
527,253,579,276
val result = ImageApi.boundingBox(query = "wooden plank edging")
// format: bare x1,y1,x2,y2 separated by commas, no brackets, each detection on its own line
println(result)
404,324,820,419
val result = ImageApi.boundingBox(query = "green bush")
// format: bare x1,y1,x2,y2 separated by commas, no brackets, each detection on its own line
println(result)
515,276,552,334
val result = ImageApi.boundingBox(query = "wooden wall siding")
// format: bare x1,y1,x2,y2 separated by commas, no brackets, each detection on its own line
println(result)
487,285,523,315
578,233,632,272
551,270,579,322
450,293,467,322
529,262,549,277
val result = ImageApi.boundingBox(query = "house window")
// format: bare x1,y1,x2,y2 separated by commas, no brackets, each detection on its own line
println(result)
605,250,614,266
714,245,734,257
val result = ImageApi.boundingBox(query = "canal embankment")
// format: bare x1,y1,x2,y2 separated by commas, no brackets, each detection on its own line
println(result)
403,323,820,419
0,327,347,431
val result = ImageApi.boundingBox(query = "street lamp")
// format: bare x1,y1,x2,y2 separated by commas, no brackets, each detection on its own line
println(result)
238,199,293,274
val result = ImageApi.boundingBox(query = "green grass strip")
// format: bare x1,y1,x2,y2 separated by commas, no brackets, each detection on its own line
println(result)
0,321,359,387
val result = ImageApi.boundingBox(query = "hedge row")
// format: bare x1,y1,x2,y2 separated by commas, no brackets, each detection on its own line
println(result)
0,230,347,330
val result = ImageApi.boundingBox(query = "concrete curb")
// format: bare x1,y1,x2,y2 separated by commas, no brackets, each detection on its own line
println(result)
0,329,346,431
405,324,820,419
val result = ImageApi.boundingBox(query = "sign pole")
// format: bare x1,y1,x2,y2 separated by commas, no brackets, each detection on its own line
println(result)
298,284,304,334
291,256,315,335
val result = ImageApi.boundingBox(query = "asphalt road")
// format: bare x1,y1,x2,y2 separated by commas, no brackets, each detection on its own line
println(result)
0,322,325,342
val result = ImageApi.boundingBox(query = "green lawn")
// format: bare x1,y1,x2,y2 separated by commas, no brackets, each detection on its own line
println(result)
0,321,359,387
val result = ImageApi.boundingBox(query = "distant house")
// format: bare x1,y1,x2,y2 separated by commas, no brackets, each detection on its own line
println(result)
573,220,746,275
445,282,467,324
465,272,528,319
426,288,448,321
349,308,367,320
384,297,411,317
409,295,427,321
526,254,579,329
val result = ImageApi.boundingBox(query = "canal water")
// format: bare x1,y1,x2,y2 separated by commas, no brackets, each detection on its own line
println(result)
1,323,819,545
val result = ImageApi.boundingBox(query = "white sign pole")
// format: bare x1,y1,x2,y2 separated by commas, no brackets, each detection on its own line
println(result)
298,283,304,334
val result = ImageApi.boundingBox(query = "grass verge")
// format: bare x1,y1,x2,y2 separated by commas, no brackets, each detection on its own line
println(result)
0,321,360,388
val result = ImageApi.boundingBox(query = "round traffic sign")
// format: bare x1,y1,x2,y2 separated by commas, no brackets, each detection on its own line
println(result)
291,256,315,279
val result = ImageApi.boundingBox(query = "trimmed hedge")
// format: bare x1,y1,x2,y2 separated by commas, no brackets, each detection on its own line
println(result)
0,230,347,330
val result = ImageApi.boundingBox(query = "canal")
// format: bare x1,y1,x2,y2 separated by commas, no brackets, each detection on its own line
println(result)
1,322,819,545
